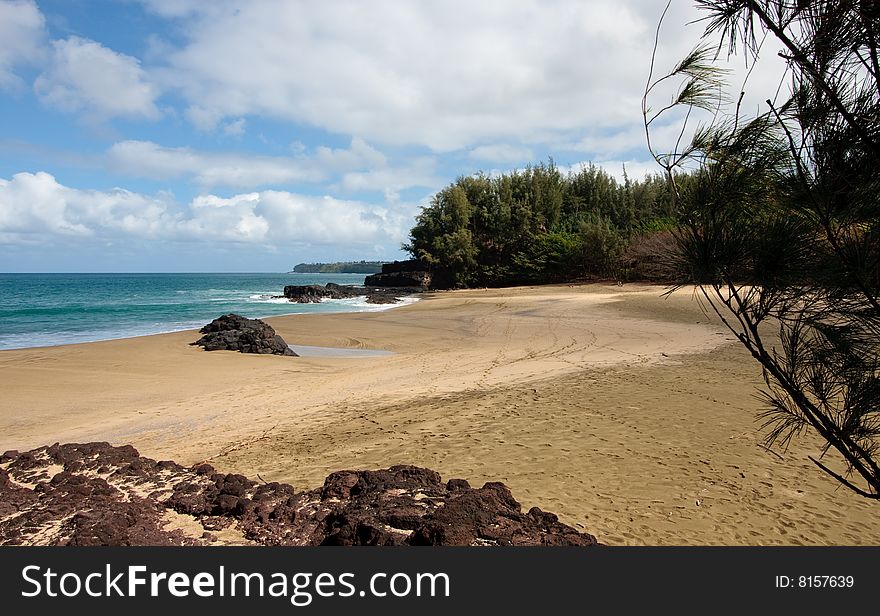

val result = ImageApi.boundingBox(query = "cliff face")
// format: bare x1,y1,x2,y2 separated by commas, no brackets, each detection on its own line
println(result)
282,283,407,304
0,443,599,547
364,260,433,288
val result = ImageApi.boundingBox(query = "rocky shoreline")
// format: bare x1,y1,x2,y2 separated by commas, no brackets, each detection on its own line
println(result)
0,443,599,546
280,282,419,305
364,259,433,288
276,260,433,306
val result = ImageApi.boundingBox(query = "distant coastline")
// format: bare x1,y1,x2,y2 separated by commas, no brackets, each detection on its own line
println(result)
290,261,388,274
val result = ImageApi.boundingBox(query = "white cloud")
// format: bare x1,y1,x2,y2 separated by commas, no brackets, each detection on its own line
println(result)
468,144,534,164
184,104,222,131
222,117,246,136
315,138,387,170
0,171,168,238
105,139,439,193
140,0,225,19
0,0,45,89
561,125,650,159
106,140,322,188
561,160,662,183
147,0,696,152
34,36,160,120
339,157,442,196
139,0,788,160
0,171,410,248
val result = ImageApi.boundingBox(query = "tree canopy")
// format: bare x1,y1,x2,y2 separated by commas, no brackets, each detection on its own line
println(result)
645,0,880,498
405,162,678,287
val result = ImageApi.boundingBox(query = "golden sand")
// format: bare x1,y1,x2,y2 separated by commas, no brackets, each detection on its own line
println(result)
1,283,877,545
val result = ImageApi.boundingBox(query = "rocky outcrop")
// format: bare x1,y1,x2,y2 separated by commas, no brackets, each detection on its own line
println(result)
282,283,409,305
364,271,432,288
191,314,296,356
364,294,399,305
0,443,599,547
380,260,430,273
283,283,359,303
364,260,432,288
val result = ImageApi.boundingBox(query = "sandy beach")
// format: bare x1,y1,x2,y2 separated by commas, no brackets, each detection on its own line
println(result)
1,283,877,545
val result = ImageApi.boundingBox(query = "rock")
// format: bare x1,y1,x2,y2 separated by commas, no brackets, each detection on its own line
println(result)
365,294,399,305
0,443,600,547
283,283,408,305
283,283,373,303
282,284,347,303
364,260,433,288
191,314,296,356
364,271,432,288
379,260,429,274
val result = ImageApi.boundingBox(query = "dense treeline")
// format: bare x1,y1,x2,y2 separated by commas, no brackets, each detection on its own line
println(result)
291,261,387,274
404,161,682,287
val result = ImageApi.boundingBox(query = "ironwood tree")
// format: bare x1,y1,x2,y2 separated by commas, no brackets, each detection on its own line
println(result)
645,0,880,497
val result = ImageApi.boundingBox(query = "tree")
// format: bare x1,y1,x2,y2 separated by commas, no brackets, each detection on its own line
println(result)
406,185,478,287
645,1,880,497
405,161,690,287
578,216,625,278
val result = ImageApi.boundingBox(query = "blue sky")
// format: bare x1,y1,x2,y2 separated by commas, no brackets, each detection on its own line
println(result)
0,0,755,272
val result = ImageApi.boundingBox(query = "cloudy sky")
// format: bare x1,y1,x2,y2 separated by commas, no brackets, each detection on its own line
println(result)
0,0,775,272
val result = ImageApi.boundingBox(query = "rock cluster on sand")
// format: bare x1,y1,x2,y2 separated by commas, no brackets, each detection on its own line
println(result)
0,443,598,546
281,282,406,305
191,314,296,356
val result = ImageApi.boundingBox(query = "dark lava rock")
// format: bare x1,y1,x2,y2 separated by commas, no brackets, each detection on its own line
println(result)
364,270,432,288
365,294,399,305
191,314,296,356
0,443,600,547
380,260,428,274
283,283,411,306
283,282,368,303
364,260,432,288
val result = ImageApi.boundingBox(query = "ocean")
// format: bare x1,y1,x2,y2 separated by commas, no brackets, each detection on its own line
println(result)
0,273,416,351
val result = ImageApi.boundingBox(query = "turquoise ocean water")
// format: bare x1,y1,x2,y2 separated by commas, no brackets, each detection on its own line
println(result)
0,273,413,351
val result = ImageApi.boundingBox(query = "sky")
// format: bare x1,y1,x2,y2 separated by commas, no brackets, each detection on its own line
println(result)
0,0,783,272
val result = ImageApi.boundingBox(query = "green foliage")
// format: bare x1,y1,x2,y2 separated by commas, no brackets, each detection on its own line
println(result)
646,0,880,498
291,261,387,274
406,160,676,286
512,232,584,283
578,216,625,278
434,227,478,287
